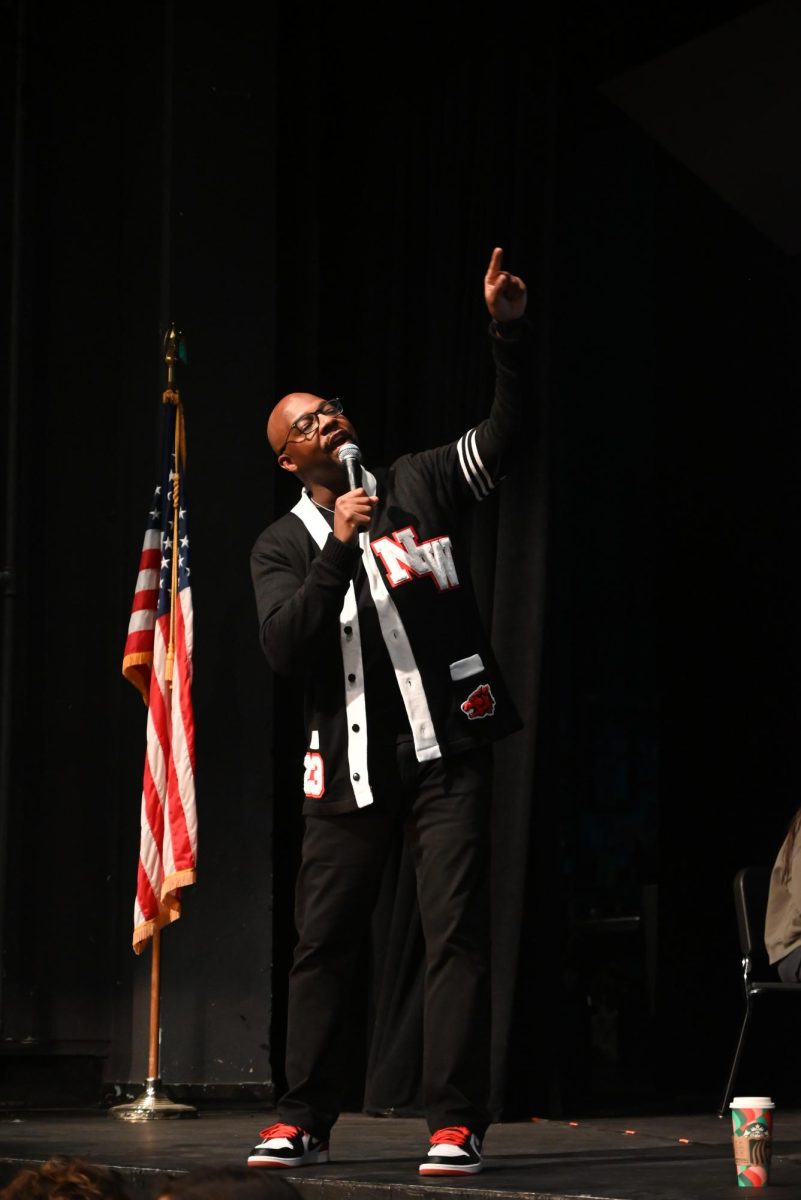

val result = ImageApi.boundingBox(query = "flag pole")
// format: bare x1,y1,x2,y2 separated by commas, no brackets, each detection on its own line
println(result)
163,326,183,685
109,926,196,1121
109,327,196,1123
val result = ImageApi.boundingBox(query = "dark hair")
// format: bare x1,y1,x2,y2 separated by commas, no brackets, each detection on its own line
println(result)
0,1156,132,1200
155,1167,301,1200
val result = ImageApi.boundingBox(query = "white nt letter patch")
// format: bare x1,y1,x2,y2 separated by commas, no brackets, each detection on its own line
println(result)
371,526,460,592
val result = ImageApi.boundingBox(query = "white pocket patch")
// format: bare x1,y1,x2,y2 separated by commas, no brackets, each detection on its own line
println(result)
449,653,485,682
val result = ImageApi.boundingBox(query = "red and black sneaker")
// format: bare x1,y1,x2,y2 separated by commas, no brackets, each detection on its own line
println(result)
419,1126,483,1175
247,1123,330,1168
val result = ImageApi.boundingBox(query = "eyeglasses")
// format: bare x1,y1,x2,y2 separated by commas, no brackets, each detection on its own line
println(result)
278,398,343,455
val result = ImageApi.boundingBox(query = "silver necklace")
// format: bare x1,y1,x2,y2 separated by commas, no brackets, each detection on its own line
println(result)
312,498,336,514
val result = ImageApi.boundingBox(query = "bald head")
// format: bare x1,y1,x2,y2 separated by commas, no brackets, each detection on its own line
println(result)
266,392,325,456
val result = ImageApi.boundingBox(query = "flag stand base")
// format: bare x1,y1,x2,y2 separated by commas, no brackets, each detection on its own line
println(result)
108,1077,197,1121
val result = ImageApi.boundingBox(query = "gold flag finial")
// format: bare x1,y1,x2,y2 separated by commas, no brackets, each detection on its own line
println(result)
163,324,180,405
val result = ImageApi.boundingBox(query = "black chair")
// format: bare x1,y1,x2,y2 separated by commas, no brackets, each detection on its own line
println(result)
718,864,801,1116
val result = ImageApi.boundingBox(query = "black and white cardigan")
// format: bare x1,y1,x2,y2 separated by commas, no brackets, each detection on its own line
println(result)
250,320,531,814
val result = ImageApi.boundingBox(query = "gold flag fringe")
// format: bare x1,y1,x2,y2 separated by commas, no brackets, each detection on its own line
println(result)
161,868,196,899
132,901,181,955
122,653,153,705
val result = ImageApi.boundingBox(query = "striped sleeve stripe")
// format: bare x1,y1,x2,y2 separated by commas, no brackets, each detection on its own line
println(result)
457,428,494,500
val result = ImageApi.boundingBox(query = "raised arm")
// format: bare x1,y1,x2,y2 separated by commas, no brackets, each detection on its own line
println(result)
405,246,533,508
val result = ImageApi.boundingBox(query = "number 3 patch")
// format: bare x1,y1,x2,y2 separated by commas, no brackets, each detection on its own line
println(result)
304,751,325,798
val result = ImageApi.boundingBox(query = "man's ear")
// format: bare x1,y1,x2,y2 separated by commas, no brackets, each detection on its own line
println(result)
278,452,298,474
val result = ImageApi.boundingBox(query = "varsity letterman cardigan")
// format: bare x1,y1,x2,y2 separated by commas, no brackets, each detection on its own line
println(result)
251,319,531,814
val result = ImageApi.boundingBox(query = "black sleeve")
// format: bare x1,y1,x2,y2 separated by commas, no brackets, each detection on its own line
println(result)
401,316,534,507
250,520,362,676
472,316,534,484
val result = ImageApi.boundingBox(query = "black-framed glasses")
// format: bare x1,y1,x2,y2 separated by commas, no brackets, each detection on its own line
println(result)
278,398,343,454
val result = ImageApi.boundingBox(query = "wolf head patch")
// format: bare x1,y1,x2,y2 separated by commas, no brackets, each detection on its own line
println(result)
461,683,496,720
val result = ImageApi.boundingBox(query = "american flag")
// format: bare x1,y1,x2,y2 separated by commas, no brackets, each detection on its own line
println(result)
122,398,197,953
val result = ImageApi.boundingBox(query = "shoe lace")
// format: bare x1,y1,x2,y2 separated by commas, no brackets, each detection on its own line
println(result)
258,1122,302,1139
430,1126,472,1145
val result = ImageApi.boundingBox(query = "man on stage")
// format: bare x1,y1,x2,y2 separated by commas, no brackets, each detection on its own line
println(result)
248,246,531,1176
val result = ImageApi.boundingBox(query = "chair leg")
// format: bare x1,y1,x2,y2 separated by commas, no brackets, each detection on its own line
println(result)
718,999,752,1117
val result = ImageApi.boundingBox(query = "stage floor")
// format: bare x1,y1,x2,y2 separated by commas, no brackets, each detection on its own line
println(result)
1,1106,799,1200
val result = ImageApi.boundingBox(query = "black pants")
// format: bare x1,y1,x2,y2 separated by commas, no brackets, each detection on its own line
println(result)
777,944,801,982
278,743,493,1141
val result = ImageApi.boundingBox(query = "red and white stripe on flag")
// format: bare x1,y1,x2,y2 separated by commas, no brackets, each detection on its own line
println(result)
123,412,197,953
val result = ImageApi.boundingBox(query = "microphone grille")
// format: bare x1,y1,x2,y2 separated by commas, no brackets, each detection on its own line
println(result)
337,441,362,463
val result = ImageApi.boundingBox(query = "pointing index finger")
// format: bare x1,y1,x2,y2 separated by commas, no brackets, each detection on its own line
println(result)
485,246,504,282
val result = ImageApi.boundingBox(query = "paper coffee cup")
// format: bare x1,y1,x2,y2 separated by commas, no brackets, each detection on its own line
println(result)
730,1097,774,1187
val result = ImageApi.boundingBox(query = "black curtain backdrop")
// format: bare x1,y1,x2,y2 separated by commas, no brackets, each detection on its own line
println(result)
260,0,555,1120
3,0,801,1118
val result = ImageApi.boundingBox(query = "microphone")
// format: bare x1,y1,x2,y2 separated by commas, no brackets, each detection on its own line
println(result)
337,441,362,491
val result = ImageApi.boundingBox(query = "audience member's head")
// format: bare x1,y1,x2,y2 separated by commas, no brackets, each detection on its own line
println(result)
155,1167,300,1200
0,1156,132,1200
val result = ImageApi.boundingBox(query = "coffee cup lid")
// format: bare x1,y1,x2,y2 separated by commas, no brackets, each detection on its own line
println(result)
730,1096,775,1108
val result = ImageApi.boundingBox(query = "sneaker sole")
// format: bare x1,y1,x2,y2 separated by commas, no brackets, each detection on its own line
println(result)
419,1164,482,1176
248,1151,330,1168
